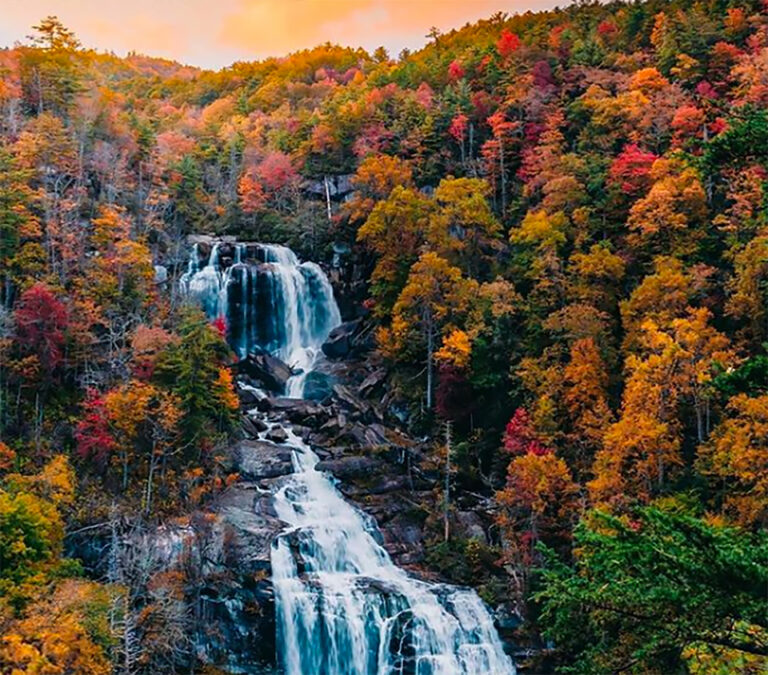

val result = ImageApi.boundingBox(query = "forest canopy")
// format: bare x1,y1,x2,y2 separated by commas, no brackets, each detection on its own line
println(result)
0,2,767,672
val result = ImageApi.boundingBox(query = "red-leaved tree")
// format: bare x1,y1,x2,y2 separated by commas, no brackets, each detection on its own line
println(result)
13,282,69,377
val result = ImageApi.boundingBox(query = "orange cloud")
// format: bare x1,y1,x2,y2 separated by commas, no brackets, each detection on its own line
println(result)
81,14,187,57
218,0,557,58
2,0,561,68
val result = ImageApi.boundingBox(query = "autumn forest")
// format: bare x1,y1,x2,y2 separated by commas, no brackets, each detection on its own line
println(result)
0,1,767,673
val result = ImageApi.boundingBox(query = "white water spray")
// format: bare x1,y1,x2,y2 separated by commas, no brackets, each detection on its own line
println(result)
268,424,515,675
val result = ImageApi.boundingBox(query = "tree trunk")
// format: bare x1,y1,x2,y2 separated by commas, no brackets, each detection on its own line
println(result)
145,448,157,516
695,399,704,444
444,421,452,542
426,316,434,410
324,175,332,222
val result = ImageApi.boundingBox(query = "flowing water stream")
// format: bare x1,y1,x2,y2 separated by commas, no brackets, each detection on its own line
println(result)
180,241,514,674
270,424,515,675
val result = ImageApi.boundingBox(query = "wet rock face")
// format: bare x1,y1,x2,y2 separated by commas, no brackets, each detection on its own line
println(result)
216,485,282,569
195,486,280,671
190,436,311,671
180,439,299,672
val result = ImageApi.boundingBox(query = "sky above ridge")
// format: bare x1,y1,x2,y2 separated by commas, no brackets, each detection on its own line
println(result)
1,0,561,69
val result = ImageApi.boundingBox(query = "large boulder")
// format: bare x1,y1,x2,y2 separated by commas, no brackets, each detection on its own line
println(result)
456,511,489,544
321,319,361,359
332,383,371,416
358,368,387,397
336,423,390,448
215,485,285,566
257,397,329,427
239,351,293,393
265,426,289,444
232,439,293,480
303,370,335,401
238,386,262,408
241,415,266,438
316,455,383,479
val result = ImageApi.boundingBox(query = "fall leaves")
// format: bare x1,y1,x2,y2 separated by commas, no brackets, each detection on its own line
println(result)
699,394,768,528
0,2,767,671
1,580,113,675
74,310,238,514
0,454,111,675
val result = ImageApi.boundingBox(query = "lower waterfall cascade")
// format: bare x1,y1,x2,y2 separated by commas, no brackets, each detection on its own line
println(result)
268,421,516,675
181,240,514,674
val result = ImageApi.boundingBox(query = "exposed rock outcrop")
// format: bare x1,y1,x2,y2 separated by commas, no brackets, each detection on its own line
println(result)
239,351,293,393
321,318,374,359
232,439,293,480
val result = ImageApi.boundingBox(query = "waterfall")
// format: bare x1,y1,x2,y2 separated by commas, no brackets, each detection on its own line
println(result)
180,242,225,318
270,424,515,675
182,240,513,674
179,241,341,397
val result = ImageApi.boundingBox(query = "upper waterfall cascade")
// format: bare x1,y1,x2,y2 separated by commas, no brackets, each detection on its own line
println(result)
180,241,341,397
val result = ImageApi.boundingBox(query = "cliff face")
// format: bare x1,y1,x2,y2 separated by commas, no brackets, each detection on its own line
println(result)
68,442,288,672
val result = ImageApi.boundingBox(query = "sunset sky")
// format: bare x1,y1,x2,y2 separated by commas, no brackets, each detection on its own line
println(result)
1,0,561,69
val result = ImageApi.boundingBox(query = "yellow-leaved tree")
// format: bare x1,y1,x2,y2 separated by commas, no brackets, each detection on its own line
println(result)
698,394,768,528
379,252,477,410
590,309,733,508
